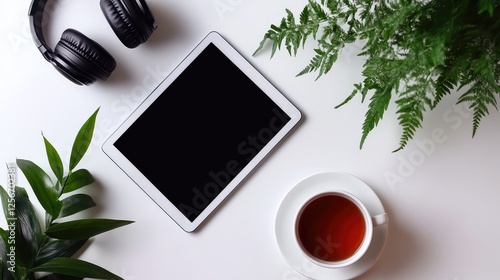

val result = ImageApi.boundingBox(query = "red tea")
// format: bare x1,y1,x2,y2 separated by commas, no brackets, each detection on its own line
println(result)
296,194,366,262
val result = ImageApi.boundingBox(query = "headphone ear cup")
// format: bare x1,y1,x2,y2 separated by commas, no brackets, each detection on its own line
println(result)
52,29,117,85
100,0,156,49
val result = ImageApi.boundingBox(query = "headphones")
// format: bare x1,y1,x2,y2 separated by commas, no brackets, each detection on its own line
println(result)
28,0,157,85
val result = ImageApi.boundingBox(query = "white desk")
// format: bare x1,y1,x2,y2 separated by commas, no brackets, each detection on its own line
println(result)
2,1,500,279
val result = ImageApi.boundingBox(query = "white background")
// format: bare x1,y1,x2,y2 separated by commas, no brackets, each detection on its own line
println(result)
1,1,500,279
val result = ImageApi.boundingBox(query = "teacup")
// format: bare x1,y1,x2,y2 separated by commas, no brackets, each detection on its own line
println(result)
295,190,388,269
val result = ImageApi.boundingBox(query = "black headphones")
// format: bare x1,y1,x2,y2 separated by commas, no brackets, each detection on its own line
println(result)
29,0,157,85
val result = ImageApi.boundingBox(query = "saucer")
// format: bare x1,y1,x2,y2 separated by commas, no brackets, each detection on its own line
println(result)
275,172,388,280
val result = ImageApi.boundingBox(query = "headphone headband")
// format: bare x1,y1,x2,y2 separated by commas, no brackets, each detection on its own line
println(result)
29,0,52,61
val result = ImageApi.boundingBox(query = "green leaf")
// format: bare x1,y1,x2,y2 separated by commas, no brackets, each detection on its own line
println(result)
62,169,95,194
43,134,64,184
35,238,88,266
29,257,123,280
478,0,495,17
59,194,96,218
0,185,14,223
16,159,61,218
13,187,43,269
69,108,99,171
45,219,133,240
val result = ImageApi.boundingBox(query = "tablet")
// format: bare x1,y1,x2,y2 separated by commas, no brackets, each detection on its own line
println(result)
102,31,302,232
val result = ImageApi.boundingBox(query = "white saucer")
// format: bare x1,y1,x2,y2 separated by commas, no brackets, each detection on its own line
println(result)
275,172,388,280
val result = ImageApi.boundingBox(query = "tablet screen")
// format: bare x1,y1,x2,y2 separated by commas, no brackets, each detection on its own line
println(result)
103,32,301,231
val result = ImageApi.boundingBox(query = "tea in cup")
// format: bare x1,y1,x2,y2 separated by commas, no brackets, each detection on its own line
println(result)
295,190,387,269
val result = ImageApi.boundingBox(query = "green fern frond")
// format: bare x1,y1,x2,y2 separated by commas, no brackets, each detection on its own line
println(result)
254,0,500,151
297,49,325,77
432,75,457,109
335,83,362,109
319,51,338,78
458,79,498,137
299,5,311,27
394,82,434,152
360,87,392,149
253,1,332,58
432,56,462,109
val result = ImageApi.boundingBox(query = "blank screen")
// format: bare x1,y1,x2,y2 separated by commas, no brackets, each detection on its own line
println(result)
114,43,291,221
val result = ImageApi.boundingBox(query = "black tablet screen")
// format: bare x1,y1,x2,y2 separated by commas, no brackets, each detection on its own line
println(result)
114,43,291,221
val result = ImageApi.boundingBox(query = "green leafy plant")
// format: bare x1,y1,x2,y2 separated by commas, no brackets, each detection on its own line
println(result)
254,0,500,151
0,108,132,280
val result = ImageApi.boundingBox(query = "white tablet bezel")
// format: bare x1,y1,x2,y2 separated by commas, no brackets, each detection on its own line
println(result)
102,31,301,232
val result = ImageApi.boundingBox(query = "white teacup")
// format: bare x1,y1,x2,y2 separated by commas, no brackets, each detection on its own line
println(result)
295,190,388,269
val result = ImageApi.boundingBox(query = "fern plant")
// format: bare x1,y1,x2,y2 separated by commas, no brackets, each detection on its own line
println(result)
0,108,132,280
254,0,500,151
